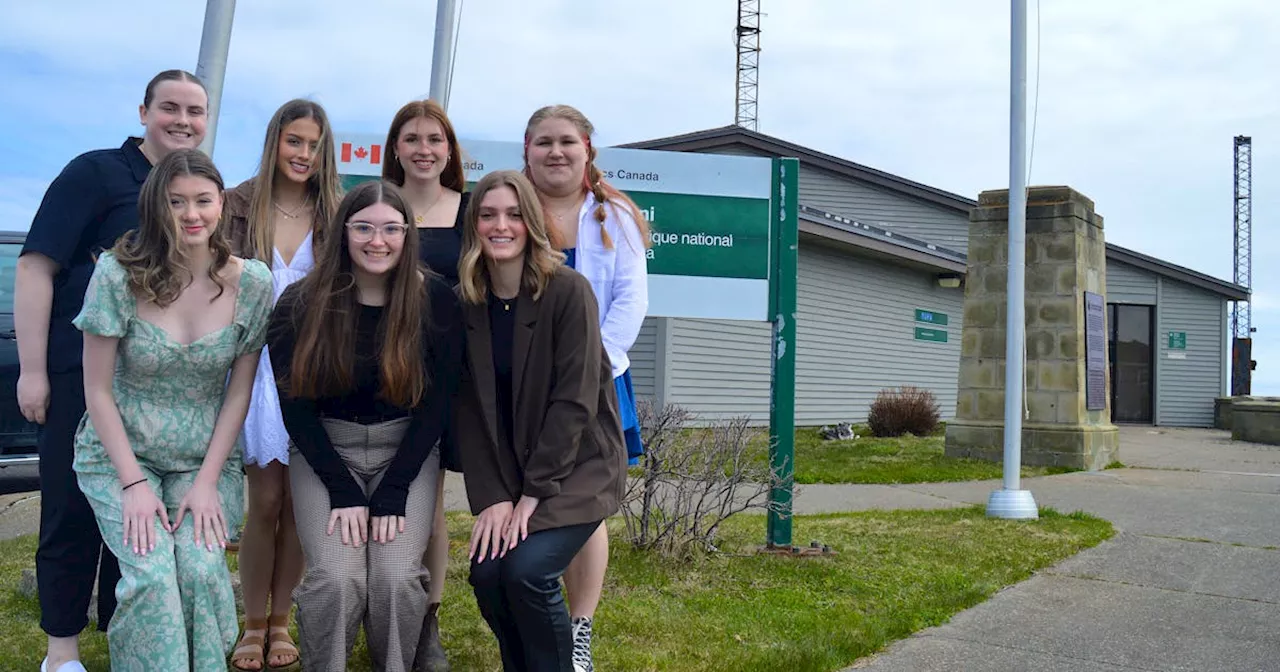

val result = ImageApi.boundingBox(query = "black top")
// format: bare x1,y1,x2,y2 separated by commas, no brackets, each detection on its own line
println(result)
416,191,469,285
22,137,152,374
267,276,464,516
487,292,518,454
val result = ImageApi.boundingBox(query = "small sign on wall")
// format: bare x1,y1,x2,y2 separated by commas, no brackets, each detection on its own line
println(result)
1168,331,1187,350
915,309,949,326
914,327,948,343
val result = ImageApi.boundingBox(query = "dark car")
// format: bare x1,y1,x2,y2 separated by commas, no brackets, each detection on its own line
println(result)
0,231,40,466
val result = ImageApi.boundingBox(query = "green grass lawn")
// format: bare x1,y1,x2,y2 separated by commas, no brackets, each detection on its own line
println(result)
0,508,1112,671
785,425,1077,484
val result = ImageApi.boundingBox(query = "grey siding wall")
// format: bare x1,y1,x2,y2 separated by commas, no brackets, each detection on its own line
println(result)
1156,277,1227,427
1106,260,1158,304
689,145,971,253
660,241,964,426
666,318,772,422
795,242,964,425
627,319,659,401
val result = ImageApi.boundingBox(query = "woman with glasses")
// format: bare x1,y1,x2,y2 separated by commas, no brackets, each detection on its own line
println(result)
266,180,463,671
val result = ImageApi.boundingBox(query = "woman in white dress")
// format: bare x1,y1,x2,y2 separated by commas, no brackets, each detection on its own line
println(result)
222,98,343,672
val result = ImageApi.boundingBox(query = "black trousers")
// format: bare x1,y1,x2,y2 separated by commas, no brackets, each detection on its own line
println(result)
469,520,600,672
36,368,120,636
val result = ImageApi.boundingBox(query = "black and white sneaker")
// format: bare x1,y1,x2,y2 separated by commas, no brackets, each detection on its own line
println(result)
571,616,594,672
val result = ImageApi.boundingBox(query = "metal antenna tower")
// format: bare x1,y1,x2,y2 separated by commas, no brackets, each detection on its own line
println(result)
1233,135,1253,339
735,0,761,130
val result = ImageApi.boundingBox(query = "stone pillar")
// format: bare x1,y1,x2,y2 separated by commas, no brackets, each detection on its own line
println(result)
944,186,1119,470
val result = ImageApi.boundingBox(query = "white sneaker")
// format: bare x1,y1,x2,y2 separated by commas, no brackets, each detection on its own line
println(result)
41,659,88,672
570,616,594,672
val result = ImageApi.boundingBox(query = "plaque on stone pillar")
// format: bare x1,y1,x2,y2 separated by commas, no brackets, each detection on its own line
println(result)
1084,291,1106,411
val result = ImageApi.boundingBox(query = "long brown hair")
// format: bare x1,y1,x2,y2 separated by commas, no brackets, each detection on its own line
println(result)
523,104,652,251
458,171,565,305
282,180,427,408
382,99,466,192
112,148,232,308
243,99,342,263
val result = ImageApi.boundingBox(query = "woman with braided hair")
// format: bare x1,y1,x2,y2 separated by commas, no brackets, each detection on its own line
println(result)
522,104,651,672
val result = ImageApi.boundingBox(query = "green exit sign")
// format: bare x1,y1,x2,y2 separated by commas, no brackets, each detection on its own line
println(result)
915,327,948,343
915,309,948,326
1168,331,1187,350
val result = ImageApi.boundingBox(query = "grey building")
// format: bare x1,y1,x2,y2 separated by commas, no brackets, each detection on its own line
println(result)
618,126,1248,428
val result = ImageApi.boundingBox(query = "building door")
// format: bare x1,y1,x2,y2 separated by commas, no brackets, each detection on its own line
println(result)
1107,304,1155,423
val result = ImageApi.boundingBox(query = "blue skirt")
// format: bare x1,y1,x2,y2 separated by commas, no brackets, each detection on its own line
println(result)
614,369,644,466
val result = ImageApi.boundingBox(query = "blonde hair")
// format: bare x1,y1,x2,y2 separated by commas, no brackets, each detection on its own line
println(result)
522,104,652,251
112,149,232,308
458,170,565,305
244,99,342,263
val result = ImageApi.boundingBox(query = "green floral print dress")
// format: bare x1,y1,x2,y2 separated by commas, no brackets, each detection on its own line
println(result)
71,251,273,671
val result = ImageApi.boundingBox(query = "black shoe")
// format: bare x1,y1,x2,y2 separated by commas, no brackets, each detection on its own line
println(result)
414,602,450,672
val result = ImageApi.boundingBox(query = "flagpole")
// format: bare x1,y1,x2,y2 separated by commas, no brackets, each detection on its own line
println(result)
428,0,459,110
195,0,237,157
987,0,1038,521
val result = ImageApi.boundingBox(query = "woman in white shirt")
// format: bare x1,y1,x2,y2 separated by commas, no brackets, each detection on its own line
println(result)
522,103,650,672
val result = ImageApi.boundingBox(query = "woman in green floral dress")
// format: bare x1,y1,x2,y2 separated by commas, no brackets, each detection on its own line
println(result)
71,148,274,671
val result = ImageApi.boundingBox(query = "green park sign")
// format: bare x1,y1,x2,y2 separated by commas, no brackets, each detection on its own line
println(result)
336,130,801,548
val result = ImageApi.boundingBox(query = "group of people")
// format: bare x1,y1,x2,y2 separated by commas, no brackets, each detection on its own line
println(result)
15,67,650,672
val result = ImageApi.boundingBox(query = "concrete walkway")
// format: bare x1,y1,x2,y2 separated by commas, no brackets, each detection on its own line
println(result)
3,426,1276,671
841,426,1280,672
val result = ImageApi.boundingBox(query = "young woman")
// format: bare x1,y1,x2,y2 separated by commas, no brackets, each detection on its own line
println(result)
15,68,209,672
223,98,342,672
382,98,468,671
267,180,463,672
522,104,651,671
70,148,274,671
456,170,627,672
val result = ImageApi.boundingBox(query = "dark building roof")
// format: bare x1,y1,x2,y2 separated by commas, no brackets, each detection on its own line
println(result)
619,126,1250,302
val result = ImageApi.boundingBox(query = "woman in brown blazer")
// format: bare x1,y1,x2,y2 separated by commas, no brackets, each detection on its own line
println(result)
455,169,627,671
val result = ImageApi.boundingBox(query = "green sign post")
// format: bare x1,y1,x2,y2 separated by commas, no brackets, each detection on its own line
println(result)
1168,331,1187,350
336,132,800,548
767,158,799,549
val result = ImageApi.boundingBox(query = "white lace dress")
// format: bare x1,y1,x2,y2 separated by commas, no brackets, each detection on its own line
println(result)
242,233,315,467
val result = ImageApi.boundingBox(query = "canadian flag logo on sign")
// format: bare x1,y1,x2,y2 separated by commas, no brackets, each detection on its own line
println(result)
340,142,382,166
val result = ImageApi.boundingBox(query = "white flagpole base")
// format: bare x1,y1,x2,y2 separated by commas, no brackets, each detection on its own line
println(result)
986,489,1039,520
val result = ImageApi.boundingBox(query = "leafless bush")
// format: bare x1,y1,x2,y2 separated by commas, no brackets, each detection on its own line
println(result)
621,400,792,558
867,385,940,437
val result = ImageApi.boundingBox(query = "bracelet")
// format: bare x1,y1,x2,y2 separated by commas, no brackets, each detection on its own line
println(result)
121,478,148,491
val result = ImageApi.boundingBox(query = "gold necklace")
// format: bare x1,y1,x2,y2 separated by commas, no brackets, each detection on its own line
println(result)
414,196,445,225
273,195,312,219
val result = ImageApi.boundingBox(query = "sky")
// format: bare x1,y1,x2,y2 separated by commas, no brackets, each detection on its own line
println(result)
1,0,1276,394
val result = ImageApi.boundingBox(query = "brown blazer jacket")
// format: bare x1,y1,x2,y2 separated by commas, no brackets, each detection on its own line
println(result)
455,266,627,534
221,177,327,261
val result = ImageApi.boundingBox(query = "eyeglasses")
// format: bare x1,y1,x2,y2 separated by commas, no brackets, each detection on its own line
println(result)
346,221,408,242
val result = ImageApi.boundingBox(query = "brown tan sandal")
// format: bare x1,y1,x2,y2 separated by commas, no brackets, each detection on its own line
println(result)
230,617,268,671
266,613,301,671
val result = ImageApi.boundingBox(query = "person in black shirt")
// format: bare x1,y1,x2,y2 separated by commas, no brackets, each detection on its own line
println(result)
382,98,469,671
266,180,463,672
15,68,209,672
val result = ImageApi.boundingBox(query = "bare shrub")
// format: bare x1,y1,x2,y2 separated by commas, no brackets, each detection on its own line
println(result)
867,386,940,437
621,400,792,558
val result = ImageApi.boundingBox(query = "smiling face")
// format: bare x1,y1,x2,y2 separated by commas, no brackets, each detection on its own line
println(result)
139,79,209,159
395,116,450,184
526,117,588,196
345,202,407,279
475,185,528,265
168,174,222,250
275,117,322,185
